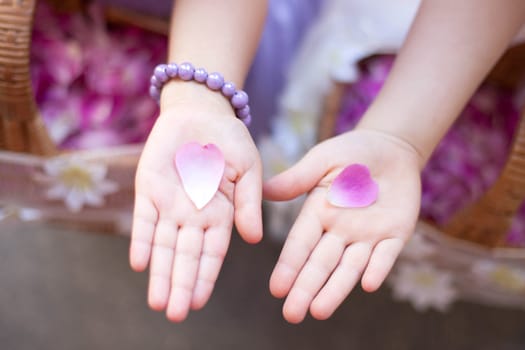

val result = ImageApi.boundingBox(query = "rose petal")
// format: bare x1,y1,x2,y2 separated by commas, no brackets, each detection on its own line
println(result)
327,164,378,208
175,142,225,210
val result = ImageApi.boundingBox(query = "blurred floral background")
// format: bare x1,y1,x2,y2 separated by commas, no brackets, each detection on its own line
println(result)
31,2,166,150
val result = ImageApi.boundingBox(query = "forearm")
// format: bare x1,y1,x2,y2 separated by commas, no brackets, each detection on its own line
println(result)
357,0,525,167
161,0,268,111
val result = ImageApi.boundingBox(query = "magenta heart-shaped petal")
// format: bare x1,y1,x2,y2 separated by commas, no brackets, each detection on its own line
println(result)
174,142,225,210
327,164,378,208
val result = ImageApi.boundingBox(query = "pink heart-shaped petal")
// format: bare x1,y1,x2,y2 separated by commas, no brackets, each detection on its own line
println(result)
327,164,378,208
174,142,225,210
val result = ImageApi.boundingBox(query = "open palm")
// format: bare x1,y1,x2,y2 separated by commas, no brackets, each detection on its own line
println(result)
264,129,422,323
130,105,262,322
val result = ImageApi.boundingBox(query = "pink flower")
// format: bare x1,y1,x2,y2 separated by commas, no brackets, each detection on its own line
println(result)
63,129,126,150
84,50,151,96
78,94,124,129
31,1,167,150
49,40,84,86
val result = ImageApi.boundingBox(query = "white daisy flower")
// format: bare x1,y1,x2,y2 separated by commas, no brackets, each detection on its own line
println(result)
18,208,43,221
0,206,14,221
388,262,458,312
258,136,293,180
472,260,525,293
39,157,118,212
400,231,437,260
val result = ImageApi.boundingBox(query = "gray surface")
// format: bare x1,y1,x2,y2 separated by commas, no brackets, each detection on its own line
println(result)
1,219,525,350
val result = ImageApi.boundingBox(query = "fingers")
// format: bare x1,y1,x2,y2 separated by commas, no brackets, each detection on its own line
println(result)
147,220,231,321
281,233,346,324
263,146,328,201
275,236,404,323
309,242,371,320
361,237,405,292
130,194,158,271
147,219,178,311
270,196,324,298
191,226,232,310
166,226,204,323
234,165,263,244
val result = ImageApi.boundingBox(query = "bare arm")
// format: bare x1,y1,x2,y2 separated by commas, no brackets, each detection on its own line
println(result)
130,0,268,322
161,0,268,112
358,0,525,167
263,0,525,323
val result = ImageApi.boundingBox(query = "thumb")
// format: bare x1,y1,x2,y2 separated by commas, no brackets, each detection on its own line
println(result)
234,164,263,244
263,146,328,201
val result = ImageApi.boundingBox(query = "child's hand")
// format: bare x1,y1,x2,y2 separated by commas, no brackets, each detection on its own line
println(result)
264,129,422,323
129,99,262,322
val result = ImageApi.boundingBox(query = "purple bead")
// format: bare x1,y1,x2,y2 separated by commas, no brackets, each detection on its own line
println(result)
236,105,250,119
154,64,169,83
242,114,252,126
221,82,236,97
231,90,249,108
150,75,162,88
206,72,225,90
166,63,178,78
194,68,208,83
178,62,195,80
149,85,161,101
149,61,254,125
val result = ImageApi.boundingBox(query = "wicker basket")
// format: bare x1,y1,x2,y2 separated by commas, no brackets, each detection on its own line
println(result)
318,48,525,309
0,0,166,233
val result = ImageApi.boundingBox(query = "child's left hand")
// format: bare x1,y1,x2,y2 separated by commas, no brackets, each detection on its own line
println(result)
263,129,422,323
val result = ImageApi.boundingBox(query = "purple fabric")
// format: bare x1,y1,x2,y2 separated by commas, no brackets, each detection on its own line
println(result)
245,0,323,139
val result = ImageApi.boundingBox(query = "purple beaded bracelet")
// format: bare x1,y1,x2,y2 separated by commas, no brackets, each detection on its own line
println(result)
149,62,252,126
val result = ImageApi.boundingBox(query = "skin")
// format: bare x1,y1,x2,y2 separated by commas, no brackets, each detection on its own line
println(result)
129,0,267,323
130,0,525,324
265,131,421,322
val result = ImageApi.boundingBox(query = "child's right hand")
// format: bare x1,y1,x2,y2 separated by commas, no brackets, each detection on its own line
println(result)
264,129,422,323
129,91,263,322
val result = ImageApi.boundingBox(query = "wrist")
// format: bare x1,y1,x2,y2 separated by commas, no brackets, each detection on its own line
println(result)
353,125,427,170
151,62,252,125
356,99,444,168
160,80,234,117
